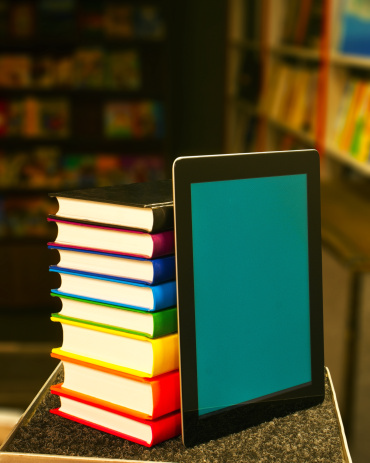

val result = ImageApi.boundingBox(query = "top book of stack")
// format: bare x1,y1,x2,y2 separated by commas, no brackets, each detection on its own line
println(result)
49,179,173,233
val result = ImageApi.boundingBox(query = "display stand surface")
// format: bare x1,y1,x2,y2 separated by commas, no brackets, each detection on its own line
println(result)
0,365,350,463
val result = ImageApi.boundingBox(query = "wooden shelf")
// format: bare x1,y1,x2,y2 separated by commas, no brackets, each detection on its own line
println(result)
0,37,166,53
267,118,316,146
330,52,370,69
325,145,370,177
0,137,165,152
228,39,262,51
270,45,321,61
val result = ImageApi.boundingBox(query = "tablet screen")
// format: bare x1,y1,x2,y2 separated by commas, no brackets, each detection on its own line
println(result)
191,174,311,416
173,150,324,446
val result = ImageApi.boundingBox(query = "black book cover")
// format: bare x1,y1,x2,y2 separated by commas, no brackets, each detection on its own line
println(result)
49,179,173,232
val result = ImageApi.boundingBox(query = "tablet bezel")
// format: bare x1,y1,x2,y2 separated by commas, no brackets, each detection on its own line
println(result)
173,150,325,447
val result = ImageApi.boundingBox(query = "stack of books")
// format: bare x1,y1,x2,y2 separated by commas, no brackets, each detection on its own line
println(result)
47,180,181,447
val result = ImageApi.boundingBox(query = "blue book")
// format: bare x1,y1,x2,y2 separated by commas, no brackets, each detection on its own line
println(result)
50,268,176,312
48,244,175,285
339,6,370,56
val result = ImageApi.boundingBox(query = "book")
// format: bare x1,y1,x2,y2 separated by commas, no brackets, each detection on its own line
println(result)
332,79,356,145
48,244,175,284
339,0,370,56
51,317,179,377
51,294,177,338
349,82,370,158
49,179,173,232
106,50,141,90
50,388,181,447
357,86,370,162
73,48,104,88
104,102,133,137
50,352,180,419
134,5,166,39
48,219,174,258
338,80,366,152
50,268,176,311
104,4,133,38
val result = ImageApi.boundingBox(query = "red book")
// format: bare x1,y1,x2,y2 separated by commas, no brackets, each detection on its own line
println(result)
48,218,174,258
51,351,180,419
0,101,10,136
50,387,181,447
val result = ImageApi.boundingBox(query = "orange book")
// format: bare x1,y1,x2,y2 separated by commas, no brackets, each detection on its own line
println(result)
51,352,180,419
50,387,181,447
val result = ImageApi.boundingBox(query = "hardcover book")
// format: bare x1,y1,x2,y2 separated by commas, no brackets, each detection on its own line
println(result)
51,317,179,377
48,218,174,258
52,294,177,338
51,352,180,419
50,388,181,447
49,179,173,232
48,243,175,284
50,268,176,311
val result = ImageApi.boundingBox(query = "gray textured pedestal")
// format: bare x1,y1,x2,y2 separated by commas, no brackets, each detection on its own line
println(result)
0,364,350,462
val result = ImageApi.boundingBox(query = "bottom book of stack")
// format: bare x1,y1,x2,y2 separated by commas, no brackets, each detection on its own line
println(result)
50,304,181,447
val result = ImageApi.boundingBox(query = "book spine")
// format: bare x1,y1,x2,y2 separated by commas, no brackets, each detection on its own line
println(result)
151,333,179,376
151,230,174,258
151,371,180,419
151,280,176,311
151,255,176,284
152,307,177,338
151,204,174,233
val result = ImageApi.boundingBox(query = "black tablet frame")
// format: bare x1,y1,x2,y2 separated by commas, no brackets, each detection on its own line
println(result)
173,150,325,447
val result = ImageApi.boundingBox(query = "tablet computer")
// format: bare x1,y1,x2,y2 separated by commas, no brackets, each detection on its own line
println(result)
173,150,325,447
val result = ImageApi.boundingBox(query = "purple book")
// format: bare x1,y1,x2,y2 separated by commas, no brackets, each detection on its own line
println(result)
48,218,174,259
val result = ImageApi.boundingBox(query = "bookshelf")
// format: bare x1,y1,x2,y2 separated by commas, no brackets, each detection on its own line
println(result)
225,0,370,178
0,0,170,312
225,1,370,458
0,0,172,409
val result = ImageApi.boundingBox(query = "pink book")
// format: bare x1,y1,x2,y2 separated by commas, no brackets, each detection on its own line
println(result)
48,218,174,259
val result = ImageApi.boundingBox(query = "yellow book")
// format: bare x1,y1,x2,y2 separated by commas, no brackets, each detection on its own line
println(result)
356,83,370,162
333,79,356,145
51,316,178,377
338,80,365,152
287,68,311,129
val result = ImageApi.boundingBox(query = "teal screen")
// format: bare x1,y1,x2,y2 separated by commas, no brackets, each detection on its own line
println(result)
190,174,312,416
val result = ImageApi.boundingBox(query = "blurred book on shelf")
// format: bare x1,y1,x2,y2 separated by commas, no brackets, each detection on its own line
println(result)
258,61,318,135
0,49,142,90
73,48,105,88
106,50,141,90
0,149,166,191
338,0,370,56
0,98,70,138
104,101,164,139
0,196,55,239
0,0,166,41
280,0,323,48
331,76,370,163
0,55,32,87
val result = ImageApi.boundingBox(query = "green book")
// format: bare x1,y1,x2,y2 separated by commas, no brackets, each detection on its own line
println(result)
51,294,177,339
